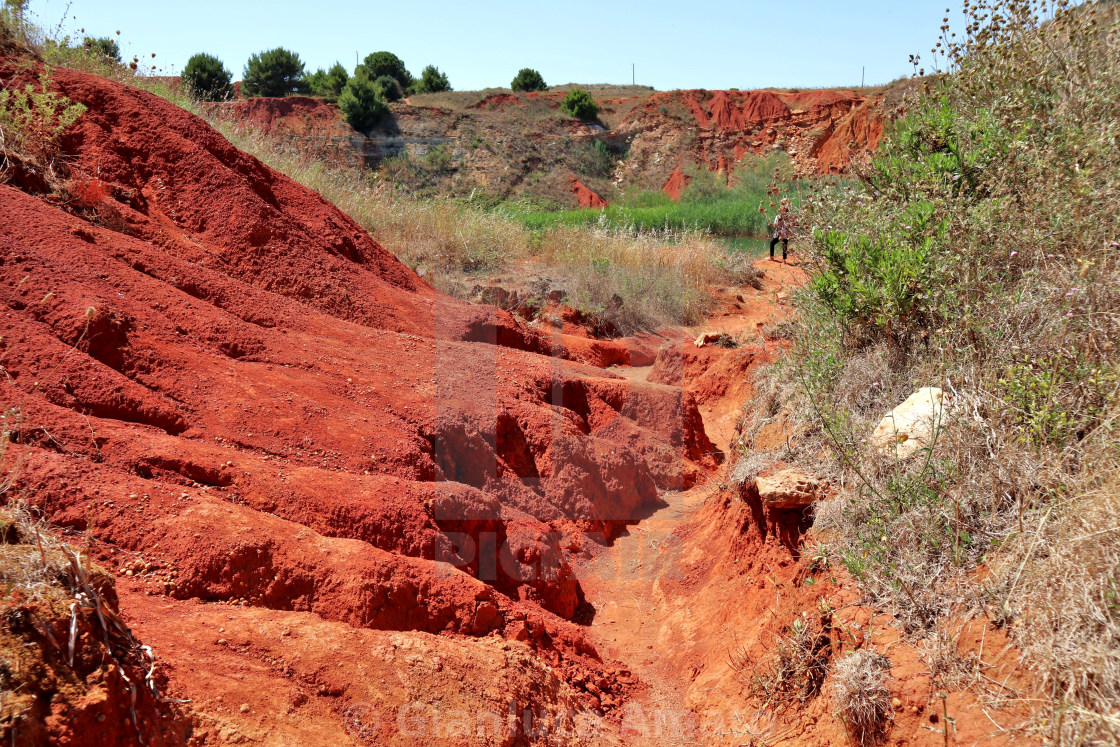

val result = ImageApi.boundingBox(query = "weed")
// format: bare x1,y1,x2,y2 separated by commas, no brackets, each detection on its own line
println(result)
734,612,832,710
0,72,85,180
830,650,893,746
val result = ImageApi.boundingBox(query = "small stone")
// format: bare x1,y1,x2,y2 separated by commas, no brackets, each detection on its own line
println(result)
693,331,721,348
892,697,902,709
239,703,251,713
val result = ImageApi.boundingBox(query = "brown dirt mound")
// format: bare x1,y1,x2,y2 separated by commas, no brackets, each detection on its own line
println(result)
0,59,726,741
570,177,608,209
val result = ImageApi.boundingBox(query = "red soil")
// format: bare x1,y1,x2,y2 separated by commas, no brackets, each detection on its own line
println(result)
468,93,524,110
678,90,793,133
812,98,886,172
662,163,691,201
626,89,886,182
0,58,1030,745
0,60,720,741
221,96,346,137
570,177,608,209
781,88,855,112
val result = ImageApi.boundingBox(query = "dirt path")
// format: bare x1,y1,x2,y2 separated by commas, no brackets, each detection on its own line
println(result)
576,258,808,744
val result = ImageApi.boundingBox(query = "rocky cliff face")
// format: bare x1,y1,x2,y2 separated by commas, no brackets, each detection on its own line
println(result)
219,83,896,207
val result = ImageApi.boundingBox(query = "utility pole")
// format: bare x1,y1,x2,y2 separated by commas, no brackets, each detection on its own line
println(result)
861,66,865,87
632,63,635,86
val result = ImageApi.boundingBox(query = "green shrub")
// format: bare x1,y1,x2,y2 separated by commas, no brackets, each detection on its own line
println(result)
574,139,613,178
0,73,86,170
305,62,349,103
416,65,451,94
338,71,388,133
242,47,307,97
359,51,412,92
182,53,233,102
373,75,403,102
809,200,944,343
511,68,547,92
82,36,120,63
560,88,598,120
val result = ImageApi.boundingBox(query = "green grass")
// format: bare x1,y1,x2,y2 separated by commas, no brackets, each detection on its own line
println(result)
499,152,797,236
501,190,767,234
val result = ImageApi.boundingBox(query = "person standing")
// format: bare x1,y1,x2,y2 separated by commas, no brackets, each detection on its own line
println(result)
770,200,794,263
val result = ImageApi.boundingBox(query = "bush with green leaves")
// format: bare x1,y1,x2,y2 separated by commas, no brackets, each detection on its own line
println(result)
305,62,349,103
0,73,86,171
416,65,451,94
338,72,389,133
560,88,598,120
510,68,547,92
242,47,307,97
82,36,120,63
573,139,613,178
182,53,233,102
373,75,403,102
359,51,412,92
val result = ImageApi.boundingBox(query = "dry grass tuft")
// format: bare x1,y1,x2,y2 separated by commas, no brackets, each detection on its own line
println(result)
990,467,1120,744
733,611,832,710
830,650,894,745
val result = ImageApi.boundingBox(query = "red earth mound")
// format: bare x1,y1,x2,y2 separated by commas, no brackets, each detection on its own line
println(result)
0,60,725,741
811,98,885,172
570,177,608,209
220,96,347,137
662,163,691,201
469,93,524,109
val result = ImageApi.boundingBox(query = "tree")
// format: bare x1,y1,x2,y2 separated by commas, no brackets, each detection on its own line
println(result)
82,36,120,62
373,75,403,102
182,53,233,102
561,88,599,120
416,65,451,94
511,68,547,92
242,47,307,97
306,62,348,102
358,51,412,92
338,71,389,133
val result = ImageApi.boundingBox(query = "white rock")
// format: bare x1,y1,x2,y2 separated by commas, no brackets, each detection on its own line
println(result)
756,469,822,509
871,387,949,461
693,331,721,348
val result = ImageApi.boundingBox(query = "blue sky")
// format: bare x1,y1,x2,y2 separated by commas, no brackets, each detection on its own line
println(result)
28,0,965,91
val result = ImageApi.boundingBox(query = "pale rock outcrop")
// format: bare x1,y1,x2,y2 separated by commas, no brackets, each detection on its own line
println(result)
756,469,823,509
871,387,949,461
694,331,722,348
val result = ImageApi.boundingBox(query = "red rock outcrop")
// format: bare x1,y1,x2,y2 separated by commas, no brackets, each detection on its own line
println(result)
662,163,691,201
570,177,608,209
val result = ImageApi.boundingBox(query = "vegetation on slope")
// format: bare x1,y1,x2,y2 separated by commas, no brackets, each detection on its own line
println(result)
502,152,798,236
746,0,1119,740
